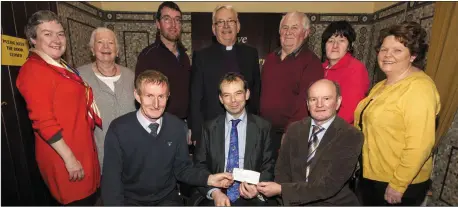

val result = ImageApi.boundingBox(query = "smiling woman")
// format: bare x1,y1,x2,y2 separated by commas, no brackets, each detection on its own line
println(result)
16,10,102,205
354,22,441,206
77,27,136,176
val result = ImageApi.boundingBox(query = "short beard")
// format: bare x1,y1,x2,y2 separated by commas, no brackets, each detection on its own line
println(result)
161,31,180,42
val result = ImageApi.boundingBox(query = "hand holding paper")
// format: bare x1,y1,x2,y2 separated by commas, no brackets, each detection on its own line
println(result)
232,168,260,184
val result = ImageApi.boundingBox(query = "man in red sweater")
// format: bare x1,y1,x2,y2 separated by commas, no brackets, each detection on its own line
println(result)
260,11,323,155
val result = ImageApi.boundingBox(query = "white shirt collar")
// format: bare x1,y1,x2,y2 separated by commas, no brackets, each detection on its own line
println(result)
136,110,163,132
225,110,247,125
311,115,336,131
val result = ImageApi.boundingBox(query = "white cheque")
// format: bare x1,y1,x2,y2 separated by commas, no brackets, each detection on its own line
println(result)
232,168,260,185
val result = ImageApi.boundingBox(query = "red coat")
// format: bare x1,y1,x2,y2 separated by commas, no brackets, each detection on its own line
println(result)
16,51,100,204
323,53,370,124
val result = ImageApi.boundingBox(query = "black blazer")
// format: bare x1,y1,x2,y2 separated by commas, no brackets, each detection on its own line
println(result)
193,113,275,197
275,116,363,206
189,43,261,143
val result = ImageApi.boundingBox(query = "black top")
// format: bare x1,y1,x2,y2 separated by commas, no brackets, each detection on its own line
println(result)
189,42,261,143
101,111,210,205
135,35,191,119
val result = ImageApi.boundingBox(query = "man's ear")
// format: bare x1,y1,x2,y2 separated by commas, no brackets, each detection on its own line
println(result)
236,20,241,34
336,96,342,111
245,89,250,101
219,94,224,105
134,89,141,104
303,28,311,39
212,24,217,37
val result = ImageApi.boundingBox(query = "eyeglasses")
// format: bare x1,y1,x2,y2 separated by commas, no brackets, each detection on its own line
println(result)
214,20,237,27
160,15,182,25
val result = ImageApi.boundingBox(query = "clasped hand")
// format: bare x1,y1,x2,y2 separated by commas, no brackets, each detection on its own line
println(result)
208,172,234,188
212,182,260,206
256,182,281,197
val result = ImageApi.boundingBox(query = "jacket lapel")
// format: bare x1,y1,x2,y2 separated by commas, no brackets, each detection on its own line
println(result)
308,118,340,175
299,118,312,174
244,114,258,169
215,116,226,172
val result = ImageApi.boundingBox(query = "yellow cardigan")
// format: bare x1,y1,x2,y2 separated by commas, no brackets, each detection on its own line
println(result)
354,71,440,194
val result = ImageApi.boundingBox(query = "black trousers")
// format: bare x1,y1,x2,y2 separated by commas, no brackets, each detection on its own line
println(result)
124,190,184,206
359,177,430,206
64,192,97,206
200,197,277,206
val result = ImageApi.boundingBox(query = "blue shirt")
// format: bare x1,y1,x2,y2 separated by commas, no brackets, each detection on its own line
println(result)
224,110,247,170
207,110,248,199
308,115,336,158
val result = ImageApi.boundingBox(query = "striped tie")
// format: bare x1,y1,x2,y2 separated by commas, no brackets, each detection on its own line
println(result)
306,125,324,181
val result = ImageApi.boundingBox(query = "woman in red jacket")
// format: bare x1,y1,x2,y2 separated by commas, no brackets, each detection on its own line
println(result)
16,10,102,205
321,21,370,124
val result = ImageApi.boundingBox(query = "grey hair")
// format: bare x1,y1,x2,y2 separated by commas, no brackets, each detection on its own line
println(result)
279,11,311,32
212,5,238,23
88,27,118,51
25,10,63,46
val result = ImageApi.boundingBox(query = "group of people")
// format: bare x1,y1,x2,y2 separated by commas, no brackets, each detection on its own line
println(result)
16,1,440,206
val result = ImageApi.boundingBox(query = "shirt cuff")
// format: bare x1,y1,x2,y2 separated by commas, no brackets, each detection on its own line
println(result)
207,188,219,200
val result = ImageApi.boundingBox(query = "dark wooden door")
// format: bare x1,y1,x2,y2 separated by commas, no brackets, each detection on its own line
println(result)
1,1,59,205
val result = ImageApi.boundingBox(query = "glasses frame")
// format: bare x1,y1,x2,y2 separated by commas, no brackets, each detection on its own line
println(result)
160,15,183,25
214,19,238,28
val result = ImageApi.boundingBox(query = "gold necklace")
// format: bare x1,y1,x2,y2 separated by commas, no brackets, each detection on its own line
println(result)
95,62,117,77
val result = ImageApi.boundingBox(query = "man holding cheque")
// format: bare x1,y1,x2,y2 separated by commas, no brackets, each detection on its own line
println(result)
193,72,276,206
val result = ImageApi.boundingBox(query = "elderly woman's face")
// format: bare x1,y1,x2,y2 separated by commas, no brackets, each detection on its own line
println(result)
31,20,66,61
325,34,349,63
377,35,416,74
92,30,117,63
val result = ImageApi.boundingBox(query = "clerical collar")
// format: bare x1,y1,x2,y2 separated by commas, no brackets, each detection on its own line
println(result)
216,41,235,51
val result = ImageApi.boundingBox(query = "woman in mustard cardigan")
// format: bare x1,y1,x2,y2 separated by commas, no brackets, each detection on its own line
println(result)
354,22,440,206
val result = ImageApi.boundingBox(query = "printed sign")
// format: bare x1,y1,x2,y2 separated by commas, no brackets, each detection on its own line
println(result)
2,35,29,66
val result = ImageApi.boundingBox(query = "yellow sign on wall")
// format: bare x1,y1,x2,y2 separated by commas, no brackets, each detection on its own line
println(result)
2,35,29,66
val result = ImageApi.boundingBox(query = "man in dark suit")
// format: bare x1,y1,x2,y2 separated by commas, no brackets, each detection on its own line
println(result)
193,72,275,206
189,5,261,145
256,79,363,205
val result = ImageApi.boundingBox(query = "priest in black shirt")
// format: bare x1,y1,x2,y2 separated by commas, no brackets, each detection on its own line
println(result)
101,70,233,206
189,5,261,146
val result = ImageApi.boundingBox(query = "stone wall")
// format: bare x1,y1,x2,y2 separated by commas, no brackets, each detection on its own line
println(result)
58,1,435,85
368,1,435,85
430,110,458,206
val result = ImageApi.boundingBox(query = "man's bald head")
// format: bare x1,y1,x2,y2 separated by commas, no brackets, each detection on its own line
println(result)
307,79,342,125
307,79,341,98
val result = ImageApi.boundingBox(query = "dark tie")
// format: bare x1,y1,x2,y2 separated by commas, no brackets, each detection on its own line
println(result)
226,119,241,202
306,125,324,181
148,123,159,137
